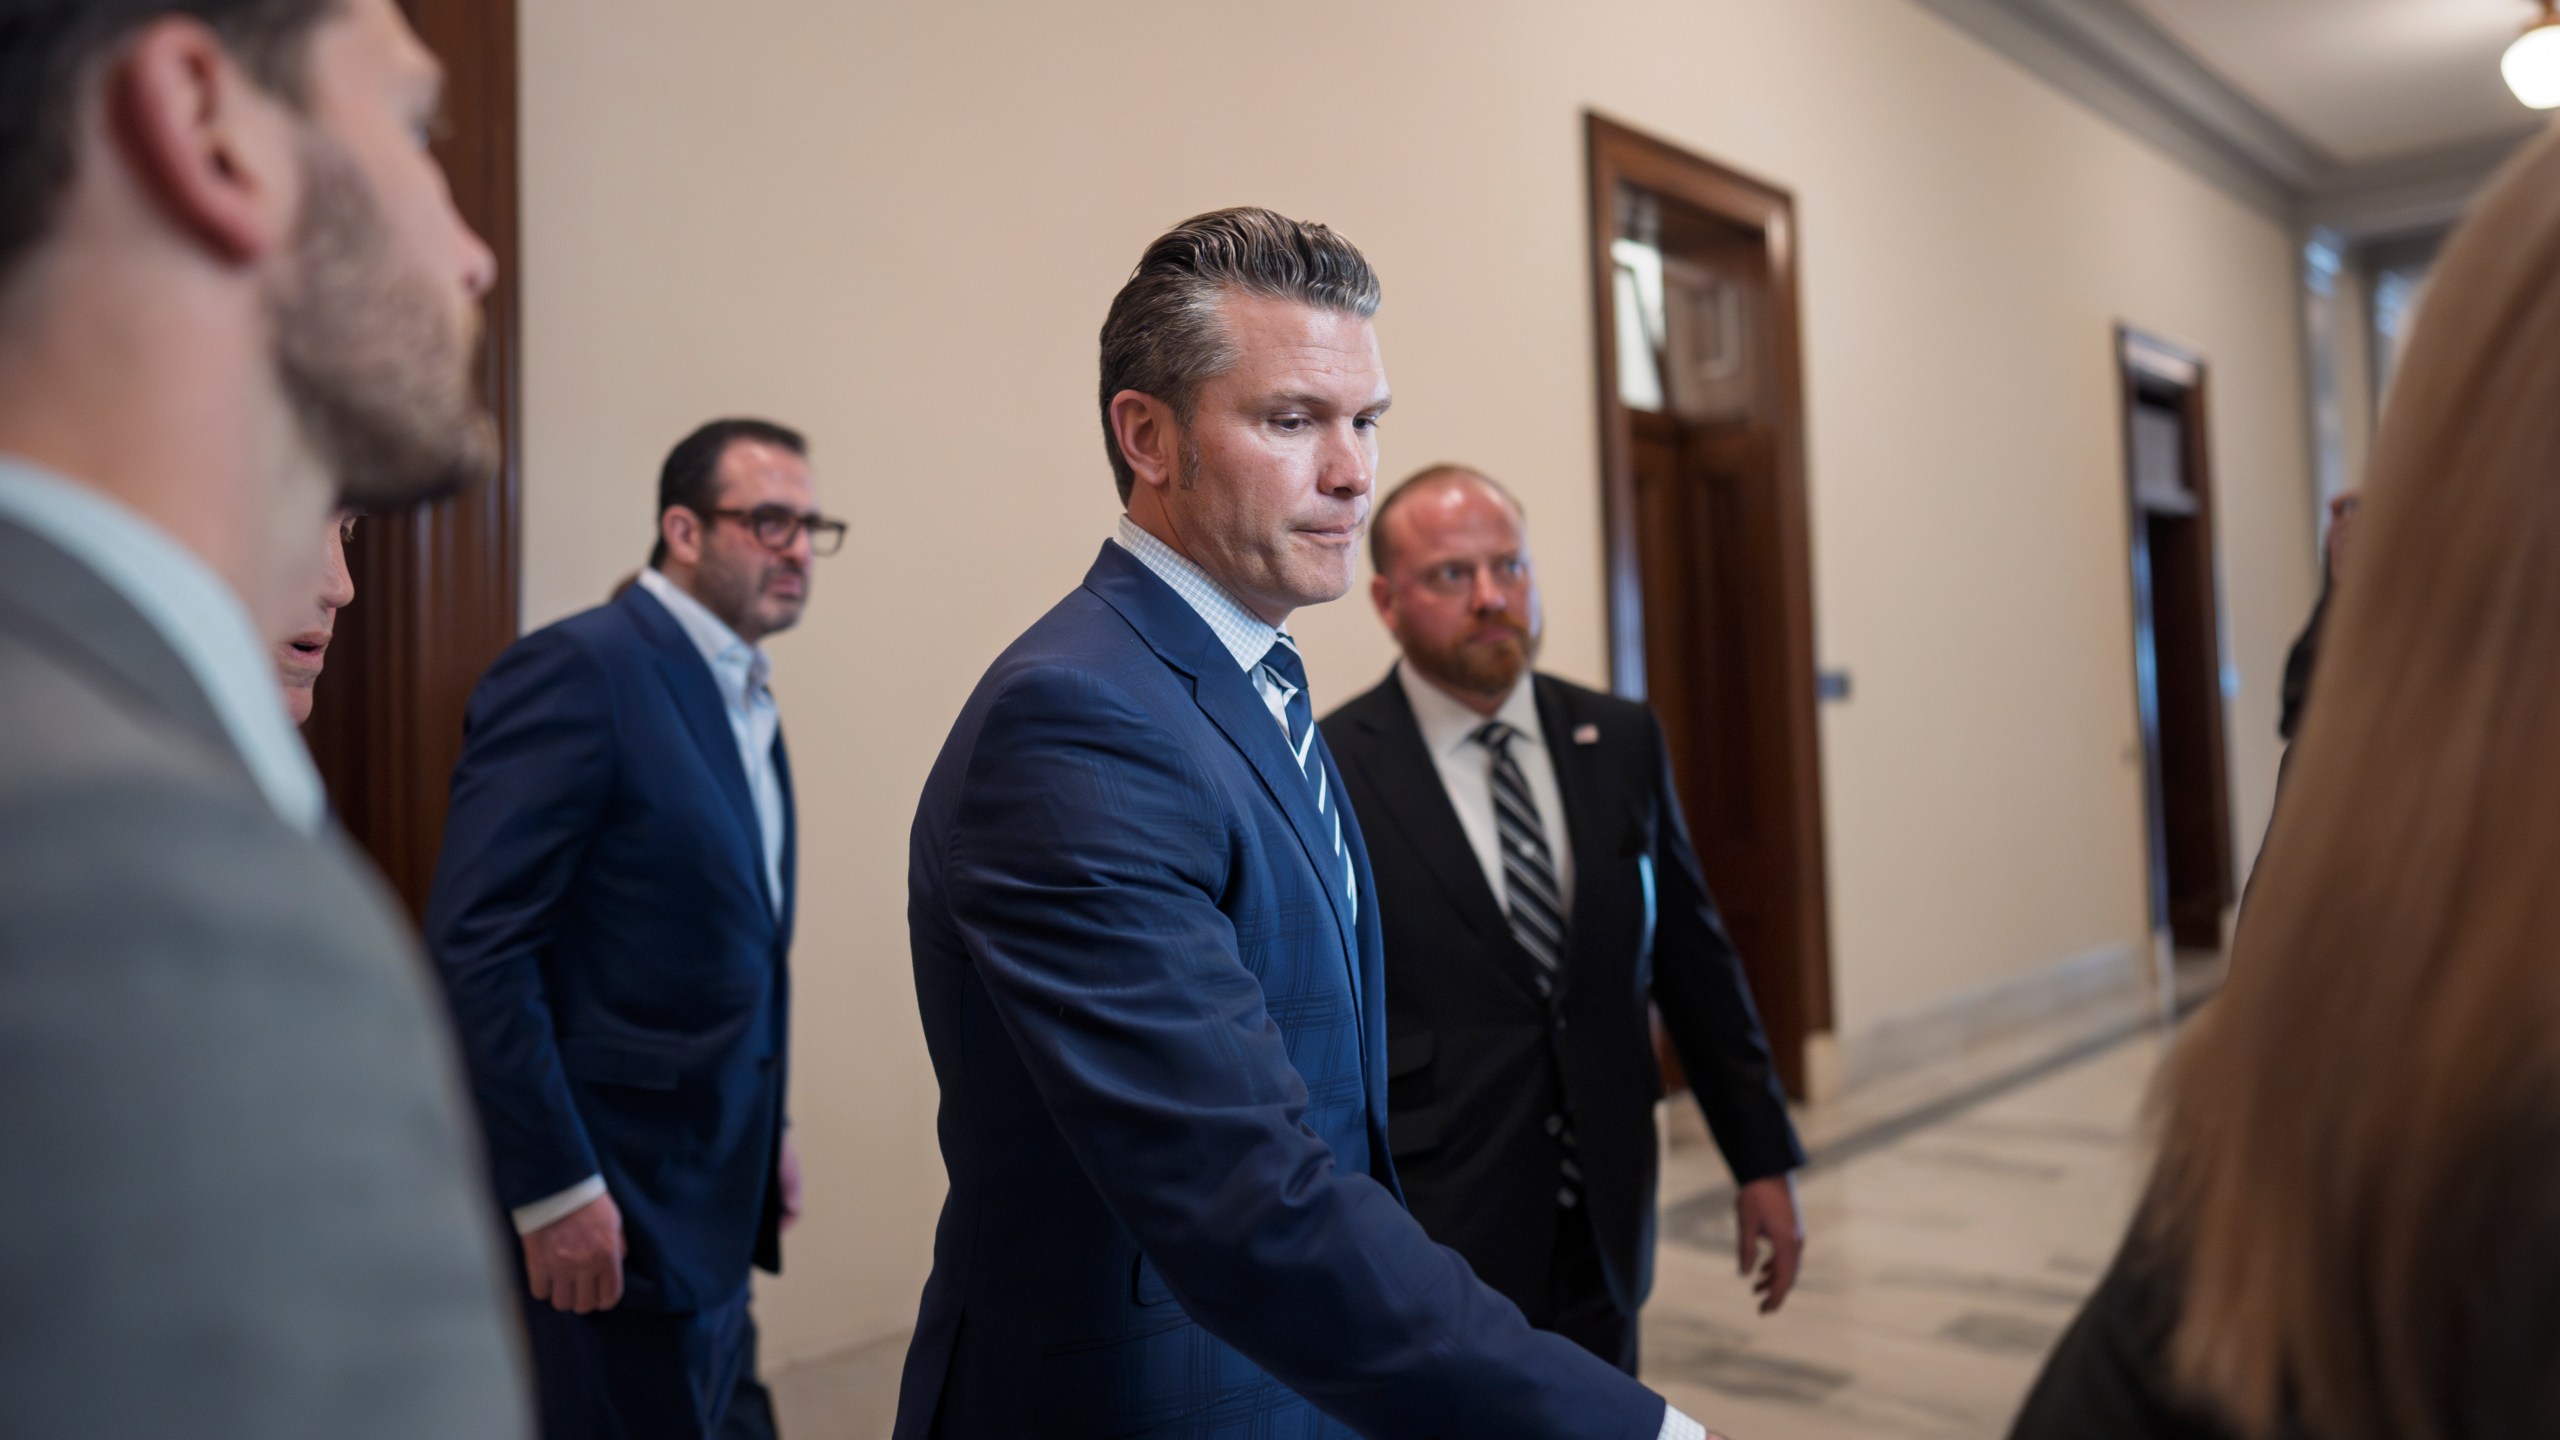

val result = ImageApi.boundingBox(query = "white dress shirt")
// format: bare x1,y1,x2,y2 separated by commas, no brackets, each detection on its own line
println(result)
0,458,326,835
510,569,793,1237
1396,660,1574,914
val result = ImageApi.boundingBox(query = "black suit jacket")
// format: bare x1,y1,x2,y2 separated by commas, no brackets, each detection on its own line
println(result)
1321,669,1803,1318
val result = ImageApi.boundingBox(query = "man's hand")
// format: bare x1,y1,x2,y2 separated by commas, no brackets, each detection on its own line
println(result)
778,1134,804,1231
523,1191,625,1313
1735,1174,1804,1314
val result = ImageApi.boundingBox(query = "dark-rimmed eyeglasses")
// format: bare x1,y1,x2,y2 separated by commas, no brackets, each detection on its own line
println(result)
702,506,847,557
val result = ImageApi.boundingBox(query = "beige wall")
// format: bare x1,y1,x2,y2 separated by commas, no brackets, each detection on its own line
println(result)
519,0,2319,1366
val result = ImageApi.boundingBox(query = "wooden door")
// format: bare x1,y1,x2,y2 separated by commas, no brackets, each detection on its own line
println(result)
2119,332,2235,952
1588,115,1832,1097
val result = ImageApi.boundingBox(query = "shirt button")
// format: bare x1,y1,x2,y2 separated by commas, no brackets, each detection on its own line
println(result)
1545,1114,1564,1136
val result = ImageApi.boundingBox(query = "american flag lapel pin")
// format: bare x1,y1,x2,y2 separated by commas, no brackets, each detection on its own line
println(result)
1573,723,1600,745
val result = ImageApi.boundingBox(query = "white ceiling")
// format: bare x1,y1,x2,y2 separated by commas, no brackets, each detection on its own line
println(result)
2128,0,2549,163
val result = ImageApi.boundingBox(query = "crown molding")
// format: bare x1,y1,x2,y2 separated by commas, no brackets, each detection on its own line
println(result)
2301,125,2545,240
1909,0,2547,240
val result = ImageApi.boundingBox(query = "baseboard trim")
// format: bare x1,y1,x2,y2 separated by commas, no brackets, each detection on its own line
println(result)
1818,940,2151,1099
764,1325,910,1440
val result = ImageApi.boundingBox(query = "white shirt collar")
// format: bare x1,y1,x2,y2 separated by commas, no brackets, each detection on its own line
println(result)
0,458,327,833
1396,658,1543,760
636,567,768,696
1111,515,1286,674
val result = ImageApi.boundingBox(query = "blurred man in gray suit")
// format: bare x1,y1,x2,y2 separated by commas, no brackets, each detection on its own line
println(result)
0,1,528,1435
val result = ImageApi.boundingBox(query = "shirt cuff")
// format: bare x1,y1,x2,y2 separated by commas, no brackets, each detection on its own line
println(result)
511,1175,607,1234
1659,1405,1709,1440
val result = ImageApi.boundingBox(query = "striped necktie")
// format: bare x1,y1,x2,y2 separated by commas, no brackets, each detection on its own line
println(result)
1474,720,1568,990
1476,719,1584,1210
1257,638,1355,923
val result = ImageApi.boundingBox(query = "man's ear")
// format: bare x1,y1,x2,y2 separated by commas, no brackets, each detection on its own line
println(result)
1109,390,1179,497
1369,571,1394,623
109,17,302,266
659,507,704,569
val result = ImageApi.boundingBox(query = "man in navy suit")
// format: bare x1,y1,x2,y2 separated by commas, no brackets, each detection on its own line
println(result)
895,208,1718,1439
429,418,845,1438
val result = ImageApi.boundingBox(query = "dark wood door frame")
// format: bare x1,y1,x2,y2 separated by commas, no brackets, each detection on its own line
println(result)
1585,113,1833,1095
305,0,521,918
2115,327,2236,951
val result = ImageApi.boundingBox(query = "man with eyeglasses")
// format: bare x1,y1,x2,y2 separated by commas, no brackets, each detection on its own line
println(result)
427,418,842,1439
1320,464,1806,1375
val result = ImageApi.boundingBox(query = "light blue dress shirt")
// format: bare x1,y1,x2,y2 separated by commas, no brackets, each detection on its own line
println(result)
636,568,787,914
1113,516,1295,734
0,458,326,834
1111,517,1358,926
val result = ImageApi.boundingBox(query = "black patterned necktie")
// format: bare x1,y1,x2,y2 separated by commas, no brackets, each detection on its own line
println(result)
1257,638,1355,924
1474,720,1568,988
1474,719,1584,1210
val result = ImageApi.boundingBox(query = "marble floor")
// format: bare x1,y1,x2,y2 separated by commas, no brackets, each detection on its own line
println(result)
772,1007,2190,1439
1641,1030,2168,1439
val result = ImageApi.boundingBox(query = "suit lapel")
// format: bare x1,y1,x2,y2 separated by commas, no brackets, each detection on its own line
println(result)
774,726,797,944
1333,771,1396,1187
1186,644,1365,974
1534,675,1618,947
1339,676,1553,1002
621,587,775,923
1082,544,1363,982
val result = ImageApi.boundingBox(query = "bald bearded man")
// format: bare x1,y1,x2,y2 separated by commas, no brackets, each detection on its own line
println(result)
1321,464,1806,1373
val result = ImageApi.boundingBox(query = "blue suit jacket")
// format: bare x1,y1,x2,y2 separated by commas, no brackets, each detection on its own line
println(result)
894,544,1665,1439
426,584,794,1314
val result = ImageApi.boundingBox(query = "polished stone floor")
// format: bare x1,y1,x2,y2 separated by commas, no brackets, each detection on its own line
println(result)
1642,1030,2166,1440
772,1017,2181,1439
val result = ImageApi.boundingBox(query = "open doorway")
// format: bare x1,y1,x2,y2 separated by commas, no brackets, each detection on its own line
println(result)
1585,115,1831,1098
2118,329,2234,955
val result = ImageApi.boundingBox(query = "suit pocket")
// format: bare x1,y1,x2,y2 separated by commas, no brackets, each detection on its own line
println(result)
1388,1031,1435,1112
1388,1031,1435,1079
1388,1107,1448,1160
1388,1030,1447,1158
559,1037,681,1091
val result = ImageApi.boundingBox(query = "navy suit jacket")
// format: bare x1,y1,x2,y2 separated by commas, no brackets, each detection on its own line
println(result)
427,584,794,1314
894,544,1664,1439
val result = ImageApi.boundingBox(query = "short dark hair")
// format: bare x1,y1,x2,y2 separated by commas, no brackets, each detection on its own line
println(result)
1097,206,1382,505
1369,463,1527,575
651,417,808,568
0,0,339,289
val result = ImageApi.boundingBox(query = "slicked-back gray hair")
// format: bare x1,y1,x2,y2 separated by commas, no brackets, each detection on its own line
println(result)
1098,206,1383,504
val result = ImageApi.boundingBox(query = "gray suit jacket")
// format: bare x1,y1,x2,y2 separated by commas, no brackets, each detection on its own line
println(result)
0,518,529,1437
